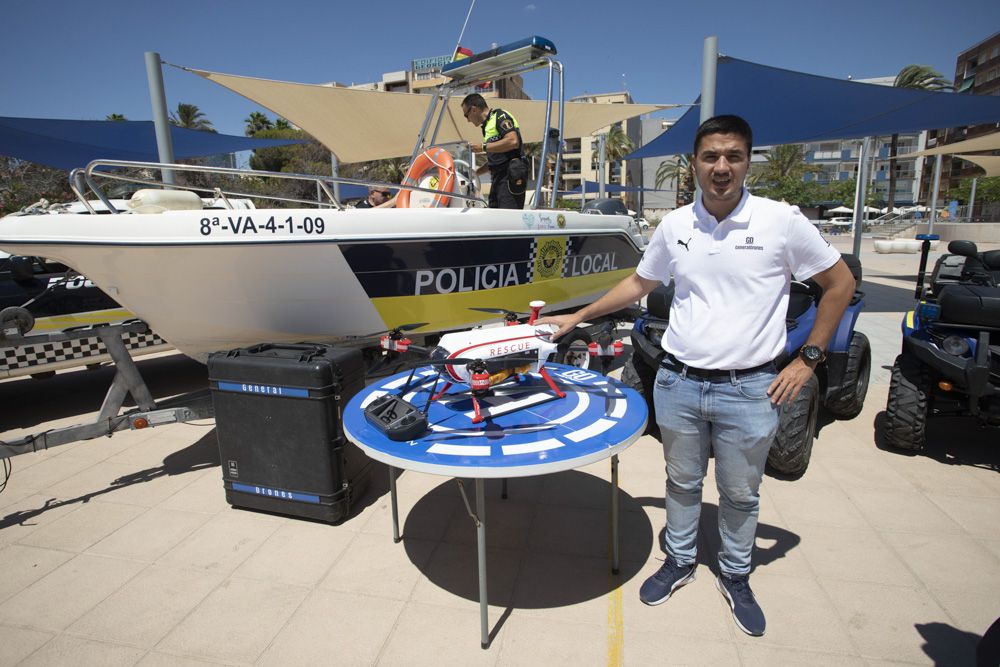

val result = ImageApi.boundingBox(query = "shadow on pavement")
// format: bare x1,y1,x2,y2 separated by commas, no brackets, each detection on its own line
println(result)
915,621,980,666
0,430,220,530
874,412,1000,471
859,279,918,313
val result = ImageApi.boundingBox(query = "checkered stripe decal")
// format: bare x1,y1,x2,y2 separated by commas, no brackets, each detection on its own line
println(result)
527,238,539,266
1,331,168,371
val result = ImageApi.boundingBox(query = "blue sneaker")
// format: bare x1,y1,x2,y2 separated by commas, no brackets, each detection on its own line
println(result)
639,556,695,606
717,573,766,636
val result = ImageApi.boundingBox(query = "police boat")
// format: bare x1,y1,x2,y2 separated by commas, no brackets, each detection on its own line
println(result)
0,37,647,364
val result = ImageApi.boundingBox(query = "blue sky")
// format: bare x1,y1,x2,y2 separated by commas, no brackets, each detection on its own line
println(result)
3,0,998,140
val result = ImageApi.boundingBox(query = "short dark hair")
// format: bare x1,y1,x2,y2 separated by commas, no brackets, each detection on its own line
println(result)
461,93,488,110
694,114,753,155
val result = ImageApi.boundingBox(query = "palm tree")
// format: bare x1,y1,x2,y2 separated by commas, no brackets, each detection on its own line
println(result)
886,65,952,210
749,144,822,186
169,103,215,132
105,113,127,122
655,154,695,205
244,111,273,136
274,118,292,131
591,124,634,185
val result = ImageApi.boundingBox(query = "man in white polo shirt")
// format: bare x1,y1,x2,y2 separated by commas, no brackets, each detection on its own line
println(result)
538,115,854,637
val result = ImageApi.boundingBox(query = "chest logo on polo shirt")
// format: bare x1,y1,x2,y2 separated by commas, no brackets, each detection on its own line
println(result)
676,237,691,251
735,236,764,251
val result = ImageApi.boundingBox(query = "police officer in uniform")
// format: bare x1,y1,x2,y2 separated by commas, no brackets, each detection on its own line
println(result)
461,93,527,209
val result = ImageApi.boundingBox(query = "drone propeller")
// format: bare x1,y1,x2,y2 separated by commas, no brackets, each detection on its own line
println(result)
468,307,529,316
355,322,429,339
468,307,528,324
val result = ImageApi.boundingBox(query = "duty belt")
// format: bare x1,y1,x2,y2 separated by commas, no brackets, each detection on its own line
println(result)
660,353,775,382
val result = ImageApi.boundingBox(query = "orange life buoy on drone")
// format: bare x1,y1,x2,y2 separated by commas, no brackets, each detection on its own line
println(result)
396,147,456,208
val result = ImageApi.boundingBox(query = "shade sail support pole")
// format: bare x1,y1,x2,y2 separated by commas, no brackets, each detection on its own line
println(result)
969,177,977,221
330,153,341,204
852,137,872,258
144,52,175,186
929,154,942,236
697,36,718,204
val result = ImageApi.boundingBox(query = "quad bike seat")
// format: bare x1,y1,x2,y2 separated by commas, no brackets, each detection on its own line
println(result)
937,284,1000,328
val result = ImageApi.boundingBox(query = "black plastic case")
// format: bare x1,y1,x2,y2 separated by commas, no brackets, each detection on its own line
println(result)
208,343,371,523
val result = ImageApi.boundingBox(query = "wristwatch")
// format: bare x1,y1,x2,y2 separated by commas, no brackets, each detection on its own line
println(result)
799,344,825,364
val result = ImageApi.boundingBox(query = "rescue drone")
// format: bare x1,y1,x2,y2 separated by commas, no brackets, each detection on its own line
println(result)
364,300,568,438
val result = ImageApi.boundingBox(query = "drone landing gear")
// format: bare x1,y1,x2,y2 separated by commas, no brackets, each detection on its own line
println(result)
538,367,566,398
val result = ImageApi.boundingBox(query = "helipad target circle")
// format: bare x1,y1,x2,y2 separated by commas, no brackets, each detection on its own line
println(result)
344,363,648,478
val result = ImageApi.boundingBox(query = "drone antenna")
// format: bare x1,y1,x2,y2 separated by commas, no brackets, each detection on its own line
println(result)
424,371,442,414
400,364,419,395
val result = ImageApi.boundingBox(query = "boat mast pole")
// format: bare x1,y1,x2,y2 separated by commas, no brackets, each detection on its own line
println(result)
144,52,175,187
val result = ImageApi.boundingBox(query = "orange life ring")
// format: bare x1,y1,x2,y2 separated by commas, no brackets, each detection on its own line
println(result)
396,147,456,208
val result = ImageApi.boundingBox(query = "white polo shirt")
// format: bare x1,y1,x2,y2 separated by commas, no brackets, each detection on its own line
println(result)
636,189,841,369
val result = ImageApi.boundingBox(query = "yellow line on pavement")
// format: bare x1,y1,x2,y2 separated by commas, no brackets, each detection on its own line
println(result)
607,582,624,666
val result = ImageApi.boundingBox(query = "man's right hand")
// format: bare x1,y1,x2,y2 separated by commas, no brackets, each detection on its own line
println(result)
533,314,581,341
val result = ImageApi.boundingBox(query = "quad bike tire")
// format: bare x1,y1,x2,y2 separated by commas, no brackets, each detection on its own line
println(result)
555,327,593,369
768,373,820,475
883,353,930,451
621,353,658,436
825,331,871,419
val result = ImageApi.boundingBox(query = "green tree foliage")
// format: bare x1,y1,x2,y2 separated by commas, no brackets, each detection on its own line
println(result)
244,111,273,136
948,176,1000,204
169,103,215,132
749,144,822,186
274,118,292,131
0,157,72,215
105,113,127,121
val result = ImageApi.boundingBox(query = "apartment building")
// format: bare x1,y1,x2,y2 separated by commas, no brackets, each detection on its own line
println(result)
921,30,1000,199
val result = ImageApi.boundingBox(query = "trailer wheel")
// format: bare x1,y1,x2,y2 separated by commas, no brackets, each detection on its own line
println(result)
768,374,820,476
1,306,34,336
555,328,592,369
621,353,658,436
825,331,871,419
883,353,929,451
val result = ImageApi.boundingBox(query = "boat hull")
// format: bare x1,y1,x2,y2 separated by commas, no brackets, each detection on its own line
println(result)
0,207,645,361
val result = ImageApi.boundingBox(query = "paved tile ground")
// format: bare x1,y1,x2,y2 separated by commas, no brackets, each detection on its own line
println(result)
1,238,997,666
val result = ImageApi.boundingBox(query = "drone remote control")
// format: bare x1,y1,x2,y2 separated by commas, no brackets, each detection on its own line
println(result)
363,394,429,441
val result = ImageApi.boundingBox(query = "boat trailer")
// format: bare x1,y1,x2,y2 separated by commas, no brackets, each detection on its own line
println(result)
0,320,213,458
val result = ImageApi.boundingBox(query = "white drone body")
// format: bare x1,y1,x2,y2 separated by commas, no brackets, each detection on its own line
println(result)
431,322,559,384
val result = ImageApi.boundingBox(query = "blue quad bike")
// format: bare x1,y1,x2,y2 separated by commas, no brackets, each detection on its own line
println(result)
881,236,1000,451
621,254,870,476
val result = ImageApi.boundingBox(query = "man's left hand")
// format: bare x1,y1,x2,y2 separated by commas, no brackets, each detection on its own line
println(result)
767,357,816,405
471,143,485,154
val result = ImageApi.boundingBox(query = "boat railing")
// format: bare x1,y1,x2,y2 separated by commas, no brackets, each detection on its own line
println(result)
68,159,487,215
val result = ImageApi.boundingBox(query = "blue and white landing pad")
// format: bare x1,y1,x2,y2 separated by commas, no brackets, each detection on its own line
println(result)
343,363,648,478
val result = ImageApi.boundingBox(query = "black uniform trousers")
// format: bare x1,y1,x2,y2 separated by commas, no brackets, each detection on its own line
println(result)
488,165,526,210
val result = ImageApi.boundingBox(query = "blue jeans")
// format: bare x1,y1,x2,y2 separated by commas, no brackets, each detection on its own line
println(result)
653,365,779,576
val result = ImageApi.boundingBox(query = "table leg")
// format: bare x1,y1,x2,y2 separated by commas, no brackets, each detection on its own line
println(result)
611,454,620,575
501,478,508,500
476,478,489,648
389,466,400,543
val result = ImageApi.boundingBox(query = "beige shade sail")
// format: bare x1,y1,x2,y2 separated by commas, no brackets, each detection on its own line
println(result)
898,131,1000,158
955,154,1000,177
190,68,673,163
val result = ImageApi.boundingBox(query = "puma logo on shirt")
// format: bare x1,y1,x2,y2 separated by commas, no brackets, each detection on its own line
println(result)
677,238,692,251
